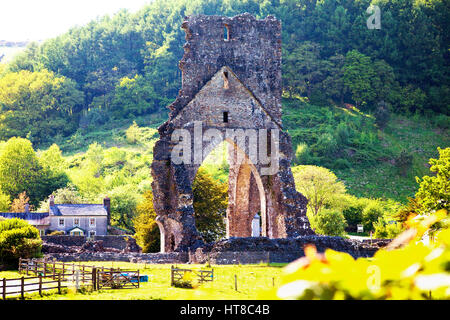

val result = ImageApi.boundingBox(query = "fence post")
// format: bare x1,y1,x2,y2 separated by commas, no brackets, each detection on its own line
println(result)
234,274,237,291
52,262,55,280
44,262,47,277
82,265,85,283
62,263,65,279
92,267,97,291
39,275,42,297
75,270,80,290
57,274,61,295
34,261,38,275
18,258,22,273
170,265,174,286
21,276,24,300
2,278,6,300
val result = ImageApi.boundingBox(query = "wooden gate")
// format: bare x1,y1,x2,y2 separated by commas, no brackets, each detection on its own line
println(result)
96,270,140,290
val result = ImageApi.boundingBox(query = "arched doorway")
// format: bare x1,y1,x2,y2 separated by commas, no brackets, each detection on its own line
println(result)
191,139,267,243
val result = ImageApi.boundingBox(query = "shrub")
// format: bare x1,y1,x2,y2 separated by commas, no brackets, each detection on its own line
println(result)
310,210,347,237
269,210,450,300
333,158,351,169
48,230,65,236
373,101,390,129
314,132,339,157
432,114,450,130
373,217,403,239
362,201,384,232
0,218,42,268
395,150,413,177
342,196,368,231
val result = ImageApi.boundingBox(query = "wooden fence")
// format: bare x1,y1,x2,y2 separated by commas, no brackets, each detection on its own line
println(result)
1,274,65,300
0,258,141,299
170,265,213,286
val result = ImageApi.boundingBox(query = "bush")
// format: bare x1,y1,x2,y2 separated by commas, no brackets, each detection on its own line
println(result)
373,101,390,129
48,230,65,236
373,217,403,239
342,196,369,231
395,150,413,177
362,201,384,232
0,218,42,268
432,114,450,130
310,210,347,237
269,210,450,300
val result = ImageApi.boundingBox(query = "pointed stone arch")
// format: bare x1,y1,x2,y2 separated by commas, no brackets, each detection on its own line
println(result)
150,14,314,253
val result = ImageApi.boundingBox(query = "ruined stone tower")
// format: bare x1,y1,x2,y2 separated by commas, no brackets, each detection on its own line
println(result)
151,13,314,253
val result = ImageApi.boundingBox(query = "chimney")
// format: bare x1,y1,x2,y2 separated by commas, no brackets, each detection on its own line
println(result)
103,196,111,225
49,194,55,207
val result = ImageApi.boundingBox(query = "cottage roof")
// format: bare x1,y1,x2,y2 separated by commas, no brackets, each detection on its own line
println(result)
0,212,50,226
50,204,108,216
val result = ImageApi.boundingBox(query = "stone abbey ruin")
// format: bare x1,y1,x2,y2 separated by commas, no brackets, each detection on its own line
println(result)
149,14,392,261
40,14,391,263
151,13,315,253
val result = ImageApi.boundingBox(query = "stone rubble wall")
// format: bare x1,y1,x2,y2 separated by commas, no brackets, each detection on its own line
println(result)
42,235,136,251
44,252,189,264
191,236,391,264
42,236,391,264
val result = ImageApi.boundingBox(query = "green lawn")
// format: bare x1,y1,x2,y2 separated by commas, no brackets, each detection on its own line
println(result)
0,262,285,300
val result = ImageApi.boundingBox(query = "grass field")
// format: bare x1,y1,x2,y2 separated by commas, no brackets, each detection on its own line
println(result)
0,262,286,300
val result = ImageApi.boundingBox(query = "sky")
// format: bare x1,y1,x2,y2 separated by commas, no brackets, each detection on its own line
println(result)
0,0,152,41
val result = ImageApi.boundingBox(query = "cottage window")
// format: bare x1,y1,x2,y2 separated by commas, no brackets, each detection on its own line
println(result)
58,218,65,227
73,218,80,227
89,218,96,227
89,230,96,238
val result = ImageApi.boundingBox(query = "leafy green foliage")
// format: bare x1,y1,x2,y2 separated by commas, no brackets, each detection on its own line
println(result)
310,210,347,237
264,210,450,300
0,218,42,268
292,165,346,216
362,201,385,232
415,147,449,214
193,168,228,243
0,69,83,144
373,217,403,239
133,190,160,253
0,137,67,206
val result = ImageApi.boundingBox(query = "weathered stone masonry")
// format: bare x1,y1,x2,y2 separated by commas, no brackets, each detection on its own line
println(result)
151,13,314,253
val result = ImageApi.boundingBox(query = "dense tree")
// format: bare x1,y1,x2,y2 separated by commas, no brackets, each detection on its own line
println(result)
0,138,52,206
133,190,160,253
292,165,347,216
10,192,32,213
2,0,446,128
193,168,228,243
0,69,83,144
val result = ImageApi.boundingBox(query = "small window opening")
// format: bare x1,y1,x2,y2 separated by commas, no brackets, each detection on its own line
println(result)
223,71,229,89
223,111,229,123
224,25,230,41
